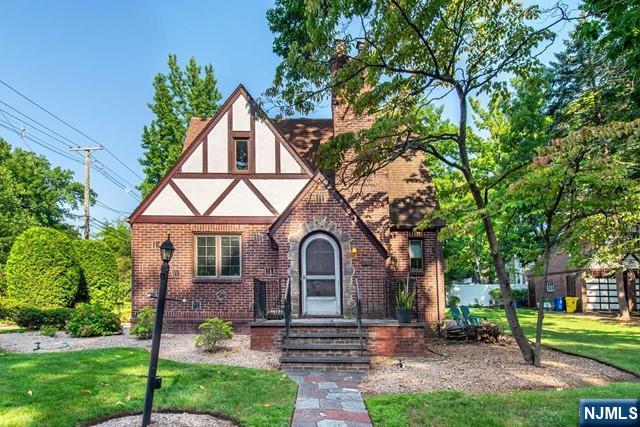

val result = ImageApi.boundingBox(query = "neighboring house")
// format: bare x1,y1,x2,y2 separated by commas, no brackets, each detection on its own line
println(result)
526,251,639,312
128,79,445,367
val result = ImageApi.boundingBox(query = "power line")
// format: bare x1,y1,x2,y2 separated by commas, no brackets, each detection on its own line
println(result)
0,121,84,164
0,79,143,181
0,101,141,193
0,106,141,200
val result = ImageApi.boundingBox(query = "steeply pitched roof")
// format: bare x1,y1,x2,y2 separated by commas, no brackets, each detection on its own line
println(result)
274,118,334,171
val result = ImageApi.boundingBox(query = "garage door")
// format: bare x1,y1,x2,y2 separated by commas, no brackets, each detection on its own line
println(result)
585,277,618,311
586,276,640,311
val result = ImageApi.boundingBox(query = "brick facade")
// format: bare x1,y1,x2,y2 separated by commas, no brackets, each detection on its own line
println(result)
130,75,446,331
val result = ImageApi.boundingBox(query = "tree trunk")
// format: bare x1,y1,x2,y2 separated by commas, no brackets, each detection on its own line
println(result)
534,246,551,367
615,268,631,321
455,88,535,364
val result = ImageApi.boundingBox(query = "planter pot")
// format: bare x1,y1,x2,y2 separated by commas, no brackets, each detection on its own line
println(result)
396,307,413,323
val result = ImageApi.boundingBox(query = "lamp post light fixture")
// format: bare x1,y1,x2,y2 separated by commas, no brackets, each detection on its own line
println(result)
141,236,175,427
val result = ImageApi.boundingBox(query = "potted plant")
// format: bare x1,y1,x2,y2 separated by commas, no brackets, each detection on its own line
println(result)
396,280,415,323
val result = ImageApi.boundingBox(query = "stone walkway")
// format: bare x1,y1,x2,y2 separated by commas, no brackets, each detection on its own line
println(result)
286,371,372,427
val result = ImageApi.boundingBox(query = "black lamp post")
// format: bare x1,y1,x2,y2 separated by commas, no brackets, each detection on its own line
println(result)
141,236,175,427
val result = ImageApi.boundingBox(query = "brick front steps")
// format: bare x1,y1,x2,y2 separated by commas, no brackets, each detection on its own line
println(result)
250,318,427,370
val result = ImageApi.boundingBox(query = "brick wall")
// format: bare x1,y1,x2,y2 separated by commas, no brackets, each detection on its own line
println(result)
131,222,277,328
250,323,426,357
270,181,388,316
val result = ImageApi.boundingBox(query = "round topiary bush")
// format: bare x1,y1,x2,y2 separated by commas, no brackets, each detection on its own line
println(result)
5,227,81,307
72,239,120,309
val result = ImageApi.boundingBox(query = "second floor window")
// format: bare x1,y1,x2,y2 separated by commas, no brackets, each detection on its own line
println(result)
235,139,248,171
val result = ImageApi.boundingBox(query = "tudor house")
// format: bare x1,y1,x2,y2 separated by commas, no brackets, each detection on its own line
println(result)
129,82,445,366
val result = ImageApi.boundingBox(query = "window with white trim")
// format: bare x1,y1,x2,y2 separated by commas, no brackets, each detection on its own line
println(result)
195,235,241,278
545,281,555,293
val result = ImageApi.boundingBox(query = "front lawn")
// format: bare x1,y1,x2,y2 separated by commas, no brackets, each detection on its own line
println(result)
470,308,640,375
366,382,640,427
0,347,296,426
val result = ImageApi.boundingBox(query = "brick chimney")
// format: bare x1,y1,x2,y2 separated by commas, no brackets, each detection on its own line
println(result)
330,40,390,247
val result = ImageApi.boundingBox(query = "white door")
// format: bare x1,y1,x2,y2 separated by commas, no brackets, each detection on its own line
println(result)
301,233,341,316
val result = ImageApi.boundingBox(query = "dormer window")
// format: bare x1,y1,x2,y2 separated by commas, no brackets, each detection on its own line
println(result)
234,139,249,171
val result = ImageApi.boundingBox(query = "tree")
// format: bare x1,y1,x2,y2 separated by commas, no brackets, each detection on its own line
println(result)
0,138,84,293
579,0,640,100
73,239,120,310
5,227,81,307
138,54,223,196
95,219,131,284
267,0,573,363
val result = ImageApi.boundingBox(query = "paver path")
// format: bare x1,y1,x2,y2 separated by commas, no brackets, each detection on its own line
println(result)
286,370,372,427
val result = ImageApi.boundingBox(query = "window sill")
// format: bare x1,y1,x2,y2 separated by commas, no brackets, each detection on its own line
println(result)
409,270,424,276
193,277,243,284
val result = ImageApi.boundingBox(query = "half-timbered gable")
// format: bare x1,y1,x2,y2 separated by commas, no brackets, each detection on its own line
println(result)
129,85,311,224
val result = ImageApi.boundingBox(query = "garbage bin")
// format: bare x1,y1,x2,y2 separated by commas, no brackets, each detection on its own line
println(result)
553,296,564,311
565,297,579,313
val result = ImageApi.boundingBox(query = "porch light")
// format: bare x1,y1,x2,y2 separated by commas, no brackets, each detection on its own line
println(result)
160,237,175,262
351,246,358,256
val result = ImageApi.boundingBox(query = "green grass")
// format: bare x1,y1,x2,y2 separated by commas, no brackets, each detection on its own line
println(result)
470,308,640,375
0,323,26,334
0,347,296,426
366,308,640,426
366,382,640,427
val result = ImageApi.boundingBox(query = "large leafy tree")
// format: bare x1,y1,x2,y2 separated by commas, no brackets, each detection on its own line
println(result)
0,139,84,293
138,54,222,196
267,0,572,363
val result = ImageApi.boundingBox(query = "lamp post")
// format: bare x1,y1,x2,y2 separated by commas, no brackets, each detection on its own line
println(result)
141,237,175,427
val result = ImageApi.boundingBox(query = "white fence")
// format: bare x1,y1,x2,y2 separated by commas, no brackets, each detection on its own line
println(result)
448,283,528,307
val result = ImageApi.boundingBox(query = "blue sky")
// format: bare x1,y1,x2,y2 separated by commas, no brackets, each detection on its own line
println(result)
0,1,580,231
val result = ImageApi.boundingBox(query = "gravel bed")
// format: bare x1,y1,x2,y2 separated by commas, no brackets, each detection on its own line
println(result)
0,330,279,370
361,339,636,395
91,412,236,427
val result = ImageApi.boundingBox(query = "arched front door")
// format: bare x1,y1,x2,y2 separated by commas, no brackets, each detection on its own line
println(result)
301,233,341,316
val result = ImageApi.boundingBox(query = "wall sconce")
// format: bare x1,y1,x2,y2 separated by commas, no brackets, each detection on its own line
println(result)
351,246,358,258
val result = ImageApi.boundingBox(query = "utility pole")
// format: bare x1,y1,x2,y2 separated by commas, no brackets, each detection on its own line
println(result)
69,145,103,239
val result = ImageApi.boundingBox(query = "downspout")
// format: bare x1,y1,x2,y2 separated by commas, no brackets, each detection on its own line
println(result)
435,237,441,323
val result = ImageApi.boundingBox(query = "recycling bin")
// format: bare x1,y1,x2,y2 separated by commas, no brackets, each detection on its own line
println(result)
553,296,565,311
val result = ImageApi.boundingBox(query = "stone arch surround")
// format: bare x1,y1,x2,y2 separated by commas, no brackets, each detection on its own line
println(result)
287,216,356,316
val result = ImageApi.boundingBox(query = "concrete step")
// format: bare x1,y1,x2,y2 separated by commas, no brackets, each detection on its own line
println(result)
288,332,367,339
280,355,371,371
283,343,366,351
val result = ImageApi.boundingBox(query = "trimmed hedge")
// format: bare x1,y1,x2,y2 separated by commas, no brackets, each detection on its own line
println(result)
5,227,80,307
72,240,120,309
0,299,72,330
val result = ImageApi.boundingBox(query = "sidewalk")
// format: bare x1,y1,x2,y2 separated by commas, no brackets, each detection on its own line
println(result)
286,370,373,427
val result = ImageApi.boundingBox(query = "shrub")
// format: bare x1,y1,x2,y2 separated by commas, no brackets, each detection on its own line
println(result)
0,299,72,329
194,317,233,352
131,307,155,340
448,295,461,307
512,289,528,304
489,288,502,302
66,304,121,337
40,325,57,337
72,240,120,309
5,227,81,307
